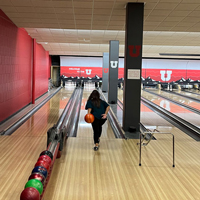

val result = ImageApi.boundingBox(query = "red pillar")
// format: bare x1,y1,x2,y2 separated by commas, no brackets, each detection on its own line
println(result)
32,39,36,104
49,54,51,79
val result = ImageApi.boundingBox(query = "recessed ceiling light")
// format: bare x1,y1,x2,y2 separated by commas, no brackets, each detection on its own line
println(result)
45,42,48,44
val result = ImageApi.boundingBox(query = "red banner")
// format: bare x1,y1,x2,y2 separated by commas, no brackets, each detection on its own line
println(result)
142,69,200,82
61,66,124,78
61,67,200,82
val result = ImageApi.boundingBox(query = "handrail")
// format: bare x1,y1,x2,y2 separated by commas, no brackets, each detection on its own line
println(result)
2,87,62,135
138,127,175,167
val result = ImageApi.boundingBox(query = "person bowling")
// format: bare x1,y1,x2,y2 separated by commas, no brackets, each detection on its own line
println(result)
85,90,110,151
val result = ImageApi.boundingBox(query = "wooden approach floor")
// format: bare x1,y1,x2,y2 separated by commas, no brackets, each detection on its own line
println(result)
0,88,200,199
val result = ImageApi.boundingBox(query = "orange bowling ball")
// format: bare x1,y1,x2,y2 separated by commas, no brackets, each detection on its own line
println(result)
84,113,95,123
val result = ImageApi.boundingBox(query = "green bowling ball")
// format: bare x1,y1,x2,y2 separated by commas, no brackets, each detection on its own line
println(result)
25,179,43,195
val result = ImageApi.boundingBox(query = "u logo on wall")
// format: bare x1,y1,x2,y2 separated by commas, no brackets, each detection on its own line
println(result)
86,69,92,75
160,70,172,81
104,68,109,73
110,61,118,68
128,45,141,57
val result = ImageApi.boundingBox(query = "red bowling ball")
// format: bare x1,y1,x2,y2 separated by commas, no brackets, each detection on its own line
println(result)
35,160,50,172
20,187,40,200
38,155,51,166
29,172,46,185
84,113,95,123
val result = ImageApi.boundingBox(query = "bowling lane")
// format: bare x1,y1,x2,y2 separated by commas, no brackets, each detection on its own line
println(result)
0,88,58,132
11,87,74,137
44,88,200,200
173,89,200,100
118,89,174,132
182,89,200,95
142,90,200,128
44,89,200,200
150,89,200,110
118,88,200,142
77,88,115,139
0,86,75,199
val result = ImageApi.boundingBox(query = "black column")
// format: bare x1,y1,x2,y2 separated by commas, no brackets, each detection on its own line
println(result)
123,3,144,131
102,52,109,92
108,40,119,104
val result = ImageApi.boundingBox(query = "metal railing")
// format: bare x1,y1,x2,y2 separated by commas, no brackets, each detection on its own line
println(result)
138,127,175,167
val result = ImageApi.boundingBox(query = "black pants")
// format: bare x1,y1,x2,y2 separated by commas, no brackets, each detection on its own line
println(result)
92,118,107,144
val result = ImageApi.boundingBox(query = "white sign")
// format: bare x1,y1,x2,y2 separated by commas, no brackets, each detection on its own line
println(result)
110,61,118,68
128,69,140,79
160,70,172,81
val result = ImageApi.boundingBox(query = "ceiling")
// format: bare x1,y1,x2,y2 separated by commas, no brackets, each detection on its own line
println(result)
1,0,200,58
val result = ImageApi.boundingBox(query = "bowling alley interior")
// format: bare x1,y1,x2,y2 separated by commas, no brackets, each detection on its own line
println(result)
1,0,200,199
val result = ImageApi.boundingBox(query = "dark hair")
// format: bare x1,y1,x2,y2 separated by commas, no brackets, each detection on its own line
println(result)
88,90,101,108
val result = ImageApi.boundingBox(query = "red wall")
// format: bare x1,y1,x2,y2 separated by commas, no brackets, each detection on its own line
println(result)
35,44,49,99
0,10,49,122
49,56,51,79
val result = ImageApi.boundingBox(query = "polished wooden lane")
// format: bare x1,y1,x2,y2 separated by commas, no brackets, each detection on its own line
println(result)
118,88,172,128
142,89,200,127
174,89,200,100
11,87,74,137
118,88,191,139
120,87,200,141
1,87,200,199
44,134,200,200
0,88,58,132
44,88,200,200
149,89,200,110
0,87,74,200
